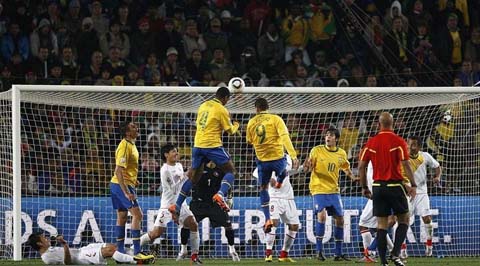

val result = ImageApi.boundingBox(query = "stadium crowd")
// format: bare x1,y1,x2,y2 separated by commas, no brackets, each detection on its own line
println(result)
1,0,478,196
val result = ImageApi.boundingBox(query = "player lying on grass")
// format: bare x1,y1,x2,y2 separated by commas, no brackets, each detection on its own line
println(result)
27,233,154,265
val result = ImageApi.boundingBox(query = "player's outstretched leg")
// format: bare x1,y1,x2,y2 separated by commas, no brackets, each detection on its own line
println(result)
265,226,276,262
176,228,190,261
214,162,236,212
423,216,434,256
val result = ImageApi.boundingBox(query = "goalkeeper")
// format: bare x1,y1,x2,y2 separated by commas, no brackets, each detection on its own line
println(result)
27,233,154,265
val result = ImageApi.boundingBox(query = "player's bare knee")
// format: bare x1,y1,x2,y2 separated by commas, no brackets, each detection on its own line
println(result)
422,215,432,224
317,211,327,223
289,224,299,231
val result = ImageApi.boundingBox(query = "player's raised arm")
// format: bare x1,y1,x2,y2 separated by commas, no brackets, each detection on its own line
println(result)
222,108,240,135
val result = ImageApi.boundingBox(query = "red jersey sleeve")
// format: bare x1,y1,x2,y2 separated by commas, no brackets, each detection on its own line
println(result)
359,140,372,162
398,137,409,161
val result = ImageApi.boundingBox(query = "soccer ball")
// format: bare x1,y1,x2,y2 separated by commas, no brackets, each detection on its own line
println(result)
228,77,245,94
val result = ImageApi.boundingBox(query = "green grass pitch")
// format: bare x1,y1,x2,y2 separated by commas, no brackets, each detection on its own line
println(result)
1,257,480,265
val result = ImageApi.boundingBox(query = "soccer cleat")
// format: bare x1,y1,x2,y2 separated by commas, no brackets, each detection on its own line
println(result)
212,193,230,212
176,251,188,261
230,250,241,262
399,248,408,260
265,255,273,262
390,255,405,266
191,255,203,265
133,252,155,264
316,251,326,261
279,251,296,262
425,245,433,257
168,204,180,224
264,219,274,233
357,255,376,263
333,254,351,261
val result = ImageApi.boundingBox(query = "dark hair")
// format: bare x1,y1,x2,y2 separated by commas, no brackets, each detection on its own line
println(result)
161,143,176,162
325,126,340,139
216,86,230,98
27,232,43,251
118,119,132,137
254,97,269,110
408,135,422,146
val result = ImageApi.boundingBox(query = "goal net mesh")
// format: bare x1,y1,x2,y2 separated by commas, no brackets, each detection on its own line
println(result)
0,87,479,259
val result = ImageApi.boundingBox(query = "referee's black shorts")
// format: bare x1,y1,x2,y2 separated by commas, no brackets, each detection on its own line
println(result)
372,180,409,217
190,201,231,227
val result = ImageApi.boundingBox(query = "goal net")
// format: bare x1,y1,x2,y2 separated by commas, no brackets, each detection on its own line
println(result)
1,85,479,260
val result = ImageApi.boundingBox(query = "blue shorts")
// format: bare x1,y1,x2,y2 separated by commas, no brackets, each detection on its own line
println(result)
110,183,139,211
256,157,287,185
313,194,344,217
192,147,230,169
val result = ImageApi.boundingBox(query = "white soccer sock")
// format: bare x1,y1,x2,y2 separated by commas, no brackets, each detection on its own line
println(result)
265,227,277,250
140,233,151,246
425,223,433,240
387,234,394,251
112,251,135,264
180,244,188,254
229,245,236,253
190,231,199,254
360,229,372,251
282,229,297,252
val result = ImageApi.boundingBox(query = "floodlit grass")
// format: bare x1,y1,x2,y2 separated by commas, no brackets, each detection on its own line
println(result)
2,257,480,265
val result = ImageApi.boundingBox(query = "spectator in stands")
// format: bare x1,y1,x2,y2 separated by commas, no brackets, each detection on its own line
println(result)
95,64,113,85
434,0,465,33
125,65,144,86
203,17,230,63
438,0,469,28
114,4,134,36
90,1,109,37
365,74,378,87
1,21,29,63
465,27,480,63
244,0,271,34
458,60,480,86
308,2,336,61
129,18,156,66
384,1,409,32
50,123,72,153
282,4,310,65
220,10,234,35
229,18,257,64
257,23,284,74
78,50,103,83
209,47,234,83
141,52,161,83
82,118,99,152
30,18,58,58
60,46,78,82
365,14,384,53
183,19,207,60
384,16,409,71
105,46,127,77
149,69,164,86
155,18,183,62
47,61,66,85
186,49,209,84
162,47,180,82
61,148,82,194
322,63,342,87
0,3,7,38
0,65,13,92
76,17,100,66
435,13,464,71
408,0,433,33
349,64,366,87
99,20,130,59
30,46,51,80
63,0,83,36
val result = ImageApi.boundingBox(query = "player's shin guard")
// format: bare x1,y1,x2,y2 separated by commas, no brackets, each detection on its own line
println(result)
265,226,276,250
260,189,271,220
377,229,388,264
132,229,141,255
226,227,235,246
361,229,373,252
112,251,135,263
116,226,126,253
334,226,344,256
392,223,408,257
315,222,325,252
190,231,200,254
176,180,193,207
283,229,297,252
218,172,234,196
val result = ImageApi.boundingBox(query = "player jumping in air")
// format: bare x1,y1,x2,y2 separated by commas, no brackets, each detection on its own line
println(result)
246,97,299,233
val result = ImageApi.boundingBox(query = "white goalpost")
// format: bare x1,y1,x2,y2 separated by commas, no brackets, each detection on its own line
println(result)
1,84,480,261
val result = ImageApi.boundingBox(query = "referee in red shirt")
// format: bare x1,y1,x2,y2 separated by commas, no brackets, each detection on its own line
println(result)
358,112,416,266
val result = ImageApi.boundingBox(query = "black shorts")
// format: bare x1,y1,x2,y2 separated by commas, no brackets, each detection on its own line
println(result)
372,181,409,217
190,201,230,227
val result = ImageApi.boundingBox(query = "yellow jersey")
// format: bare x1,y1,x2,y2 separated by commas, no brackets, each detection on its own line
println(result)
194,99,239,148
110,139,139,187
309,145,349,194
246,112,297,161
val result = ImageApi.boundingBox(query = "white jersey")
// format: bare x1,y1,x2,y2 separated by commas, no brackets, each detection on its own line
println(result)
41,243,106,265
160,162,187,209
252,155,295,200
409,151,439,194
366,162,374,191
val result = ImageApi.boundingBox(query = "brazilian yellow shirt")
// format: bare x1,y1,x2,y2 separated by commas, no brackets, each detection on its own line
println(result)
309,145,349,194
246,112,297,161
194,99,239,148
110,139,139,187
